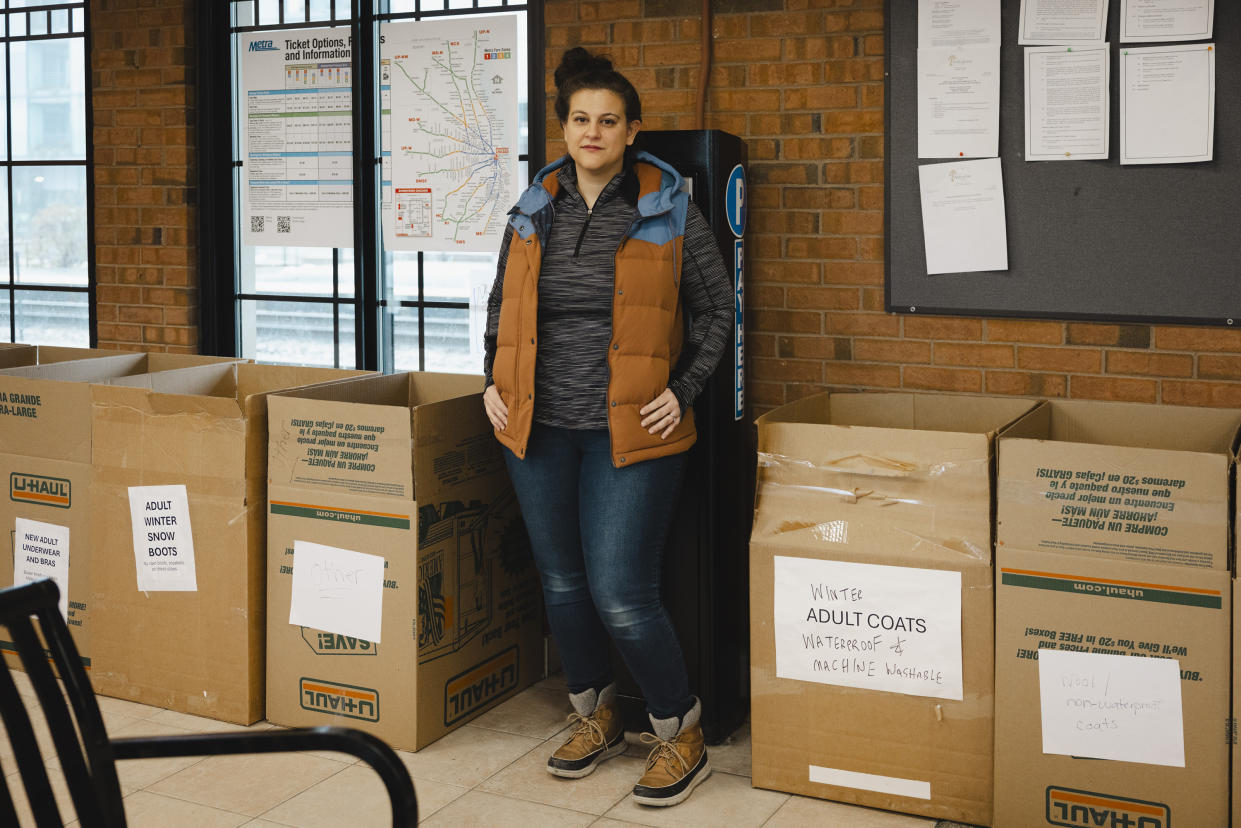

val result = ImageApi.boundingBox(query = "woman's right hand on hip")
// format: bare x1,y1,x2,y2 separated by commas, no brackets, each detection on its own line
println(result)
483,384,509,431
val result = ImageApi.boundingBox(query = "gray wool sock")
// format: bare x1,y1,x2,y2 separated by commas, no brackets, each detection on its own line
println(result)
649,696,700,741
568,682,616,717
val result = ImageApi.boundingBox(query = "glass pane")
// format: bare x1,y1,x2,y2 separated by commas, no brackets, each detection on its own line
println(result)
234,1,256,26
12,39,87,161
13,166,87,287
29,11,45,35
72,8,84,32
424,306,476,373
258,0,281,25
334,0,351,20
51,8,68,34
391,306,419,371
0,57,7,163
389,250,417,299
15,289,88,347
424,252,496,303
308,0,332,21
10,14,24,37
337,246,354,297
516,11,528,156
448,0,474,8
283,0,307,23
241,245,337,295
419,0,446,11
479,0,503,6
0,292,10,342
0,175,10,277
243,299,355,367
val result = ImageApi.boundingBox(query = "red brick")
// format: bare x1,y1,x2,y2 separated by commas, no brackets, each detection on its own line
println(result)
935,343,1014,368
751,309,822,335
786,237,857,260
786,287,859,310
750,357,823,384
903,367,983,393
853,339,931,364
1106,351,1193,378
822,263,882,286
824,312,900,337
1069,376,1157,403
986,372,1068,397
751,260,821,284
986,320,1063,344
1017,347,1102,374
1198,354,1241,380
1153,326,1241,352
903,316,983,340
1161,381,1241,408
824,362,902,388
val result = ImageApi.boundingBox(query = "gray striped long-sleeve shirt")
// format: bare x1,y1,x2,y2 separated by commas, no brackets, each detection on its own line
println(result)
483,159,732,431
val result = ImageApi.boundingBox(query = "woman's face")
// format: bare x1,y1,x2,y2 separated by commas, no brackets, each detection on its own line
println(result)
562,88,640,180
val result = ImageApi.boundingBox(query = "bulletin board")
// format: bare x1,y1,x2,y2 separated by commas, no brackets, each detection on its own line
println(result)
885,1,1241,327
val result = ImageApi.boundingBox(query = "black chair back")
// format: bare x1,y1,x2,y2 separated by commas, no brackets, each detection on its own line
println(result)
0,579,125,827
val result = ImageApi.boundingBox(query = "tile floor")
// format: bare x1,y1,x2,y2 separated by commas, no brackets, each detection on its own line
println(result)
7,671,975,827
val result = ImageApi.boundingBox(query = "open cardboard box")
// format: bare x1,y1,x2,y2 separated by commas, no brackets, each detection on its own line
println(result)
265,372,543,750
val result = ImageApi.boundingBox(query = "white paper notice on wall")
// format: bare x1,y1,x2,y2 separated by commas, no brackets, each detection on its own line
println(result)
773,556,963,700
1038,649,1185,767
289,540,384,644
127,485,197,592
14,518,70,620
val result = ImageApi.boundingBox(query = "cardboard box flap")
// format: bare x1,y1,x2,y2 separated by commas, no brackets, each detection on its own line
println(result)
757,392,1037,435
408,371,483,408
411,388,493,502
272,370,410,407
107,361,239,397
0,352,148,381
1025,398,1241,454
267,393,413,498
753,518,990,569
0,344,36,369
234,363,369,402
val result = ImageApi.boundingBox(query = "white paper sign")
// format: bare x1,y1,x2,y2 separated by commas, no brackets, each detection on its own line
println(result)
1120,43,1215,165
127,485,197,592
1038,649,1185,767
919,0,1001,48
918,45,1001,159
289,540,384,644
917,157,1009,274
773,556,963,700
14,518,70,620
1120,0,1213,43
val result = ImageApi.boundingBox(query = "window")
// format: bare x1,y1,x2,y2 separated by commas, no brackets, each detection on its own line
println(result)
203,0,542,371
0,2,91,347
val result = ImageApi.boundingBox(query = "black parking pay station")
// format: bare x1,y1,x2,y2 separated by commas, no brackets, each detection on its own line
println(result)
613,129,753,744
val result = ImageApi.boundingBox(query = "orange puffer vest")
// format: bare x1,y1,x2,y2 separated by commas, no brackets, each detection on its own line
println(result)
492,152,697,468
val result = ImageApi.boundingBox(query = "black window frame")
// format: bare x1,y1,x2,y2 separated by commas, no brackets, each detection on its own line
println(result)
0,0,94,347
197,0,545,370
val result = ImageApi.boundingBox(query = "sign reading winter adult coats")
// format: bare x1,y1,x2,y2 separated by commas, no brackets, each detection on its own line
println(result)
127,485,197,592
773,555,963,700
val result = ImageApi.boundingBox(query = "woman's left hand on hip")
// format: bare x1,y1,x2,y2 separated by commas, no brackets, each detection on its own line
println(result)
639,388,682,439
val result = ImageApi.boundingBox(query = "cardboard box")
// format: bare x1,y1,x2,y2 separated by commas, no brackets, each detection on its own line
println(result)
0,353,246,670
750,392,1038,826
998,399,1241,569
264,372,544,751
88,362,366,724
0,343,35,368
994,546,1230,828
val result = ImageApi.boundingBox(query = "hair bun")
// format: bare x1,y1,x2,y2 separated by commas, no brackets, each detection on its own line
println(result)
554,47,614,89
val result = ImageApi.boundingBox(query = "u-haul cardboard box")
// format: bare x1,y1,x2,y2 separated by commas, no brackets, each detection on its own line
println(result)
998,399,1241,569
994,400,1240,828
750,392,1038,826
0,343,34,368
88,362,366,724
0,353,244,670
265,372,543,751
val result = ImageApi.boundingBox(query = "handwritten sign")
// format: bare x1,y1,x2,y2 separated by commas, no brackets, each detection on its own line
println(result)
1038,649,1185,767
14,517,70,619
289,540,384,643
127,485,197,591
773,556,963,700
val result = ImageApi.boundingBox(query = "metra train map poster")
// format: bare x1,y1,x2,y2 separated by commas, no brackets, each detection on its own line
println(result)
384,16,519,252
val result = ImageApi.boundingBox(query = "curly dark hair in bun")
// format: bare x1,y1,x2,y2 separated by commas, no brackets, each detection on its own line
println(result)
553,47,642,124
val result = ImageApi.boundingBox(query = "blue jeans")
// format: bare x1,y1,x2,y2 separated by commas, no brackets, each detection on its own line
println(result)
503,423,692,720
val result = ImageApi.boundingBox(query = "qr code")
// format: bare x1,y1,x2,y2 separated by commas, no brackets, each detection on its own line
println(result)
277,216,292,234
250,215,264,233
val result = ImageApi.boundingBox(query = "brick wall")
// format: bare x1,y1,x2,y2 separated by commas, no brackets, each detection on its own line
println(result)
91,0,197,353
543,0,1241,416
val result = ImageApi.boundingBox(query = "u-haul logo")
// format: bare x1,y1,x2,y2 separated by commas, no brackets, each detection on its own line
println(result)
443,646,518,726
10,473,70,509
299,677,379,722
1047,786,1170,828
301,628,377,656
248,40,277,52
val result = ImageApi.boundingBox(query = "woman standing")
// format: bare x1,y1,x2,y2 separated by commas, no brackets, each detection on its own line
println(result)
482,47,732,807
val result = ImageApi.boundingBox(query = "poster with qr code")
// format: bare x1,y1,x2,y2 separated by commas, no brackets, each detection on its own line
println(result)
239,28,354,248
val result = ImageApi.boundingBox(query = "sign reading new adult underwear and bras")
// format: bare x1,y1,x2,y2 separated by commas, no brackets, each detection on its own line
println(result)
127,485,197,591
772,556,963,700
